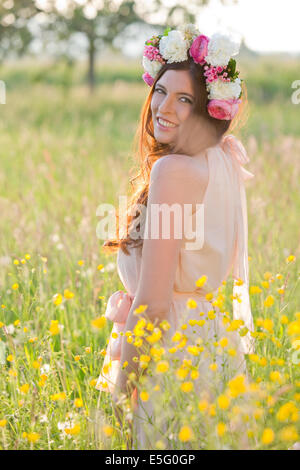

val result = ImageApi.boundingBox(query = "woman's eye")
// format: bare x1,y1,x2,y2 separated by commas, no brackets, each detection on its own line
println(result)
155,88,192,104
180,97,192,104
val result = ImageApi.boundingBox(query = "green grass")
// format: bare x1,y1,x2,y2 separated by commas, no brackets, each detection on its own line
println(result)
0,58,299,450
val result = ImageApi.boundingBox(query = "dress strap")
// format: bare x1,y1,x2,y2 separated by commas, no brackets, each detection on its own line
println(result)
221,134,255,181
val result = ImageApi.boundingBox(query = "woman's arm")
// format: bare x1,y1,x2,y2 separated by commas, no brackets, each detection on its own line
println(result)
113,155,206,398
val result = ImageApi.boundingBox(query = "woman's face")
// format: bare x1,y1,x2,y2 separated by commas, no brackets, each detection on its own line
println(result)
151,69,195,146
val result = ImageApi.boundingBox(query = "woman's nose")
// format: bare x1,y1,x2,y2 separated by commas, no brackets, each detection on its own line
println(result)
158,95,175,114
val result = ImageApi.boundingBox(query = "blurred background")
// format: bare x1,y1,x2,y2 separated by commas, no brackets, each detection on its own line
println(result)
0,0,299,299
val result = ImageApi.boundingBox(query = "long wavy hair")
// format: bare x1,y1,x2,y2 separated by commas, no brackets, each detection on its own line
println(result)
102,56,248,256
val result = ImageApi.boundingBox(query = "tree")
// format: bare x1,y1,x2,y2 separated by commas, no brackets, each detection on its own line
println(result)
0,0,40,63
34,0,238,93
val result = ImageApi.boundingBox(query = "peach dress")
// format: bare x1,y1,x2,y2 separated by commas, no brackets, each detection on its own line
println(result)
96,134,255,449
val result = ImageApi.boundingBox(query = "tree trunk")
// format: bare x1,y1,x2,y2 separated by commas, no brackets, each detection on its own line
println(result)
88,35,95,94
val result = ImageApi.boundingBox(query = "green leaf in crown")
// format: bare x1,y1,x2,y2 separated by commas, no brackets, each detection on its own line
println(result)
226,58,236,77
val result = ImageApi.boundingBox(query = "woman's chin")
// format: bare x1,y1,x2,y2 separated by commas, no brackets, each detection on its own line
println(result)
154,131,173,145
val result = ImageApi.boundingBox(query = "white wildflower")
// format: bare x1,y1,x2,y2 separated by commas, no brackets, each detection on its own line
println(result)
40,414,48,423
6,324,15,335
103,262,116,273
40,363,50,375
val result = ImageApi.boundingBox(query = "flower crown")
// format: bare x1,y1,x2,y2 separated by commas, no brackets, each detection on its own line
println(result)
142,24,243,121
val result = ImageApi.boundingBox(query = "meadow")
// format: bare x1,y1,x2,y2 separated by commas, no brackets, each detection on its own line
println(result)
0,55,299,449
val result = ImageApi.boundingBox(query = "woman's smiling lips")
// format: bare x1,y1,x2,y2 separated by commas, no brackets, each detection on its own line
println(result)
156,116,178,131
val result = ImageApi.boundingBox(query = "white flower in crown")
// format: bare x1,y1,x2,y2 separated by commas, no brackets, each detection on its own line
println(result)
207,77,241,100
142,55,162,78
178,23,200,42
159,30,190,64
205,33,240,67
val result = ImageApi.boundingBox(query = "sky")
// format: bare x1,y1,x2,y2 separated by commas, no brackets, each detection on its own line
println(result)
123,0,300,57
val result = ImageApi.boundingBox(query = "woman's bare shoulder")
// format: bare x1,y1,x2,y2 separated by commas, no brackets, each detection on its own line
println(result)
150,153,208,184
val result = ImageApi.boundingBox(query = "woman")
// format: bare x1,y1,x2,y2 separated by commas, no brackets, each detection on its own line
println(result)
96,24,255,449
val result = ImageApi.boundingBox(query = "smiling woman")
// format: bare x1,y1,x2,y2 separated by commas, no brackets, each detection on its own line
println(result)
97,25,254,450
102,51,247,255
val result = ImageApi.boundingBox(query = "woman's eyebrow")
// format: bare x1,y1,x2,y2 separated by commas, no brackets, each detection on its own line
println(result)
155,83,195,99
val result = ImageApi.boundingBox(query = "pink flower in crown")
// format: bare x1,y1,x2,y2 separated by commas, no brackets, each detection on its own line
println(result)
189,34,210,65
142,72,155,87
207,98,241,120
143,45,164,64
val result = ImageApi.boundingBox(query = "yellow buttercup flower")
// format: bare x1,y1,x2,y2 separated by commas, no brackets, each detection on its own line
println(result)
219,337,228,348
186,345,200,356
50,392,66,401
64,289,74,299
91,316,106,330
102,425,113,436
187,298,197,309
207,310,216,320
172,331,182,342
140,391,149,402
250,285,262,295
146,328,162,344
74,398,83,408
20,384,30,394
217,394,230,410
12,283,19,290
65,424,80,435
279,426,298,442
53,293,63,305
261,428,274,445
178,425,194,442
227,348,237,357
181,381,193,393
263,272,272,281
156,360,169,373
26,432,40,443
190,370,199,380
0,419,7,427
216,422,226,437
134,304,148,315
263,318,274,333
286,255,295,264
195,275,207,288
280,315,289,325
276,402,298,422
49,320,60,336
176,367,189,380
264,296,274,308
287,321,300,337
227,375,247,398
